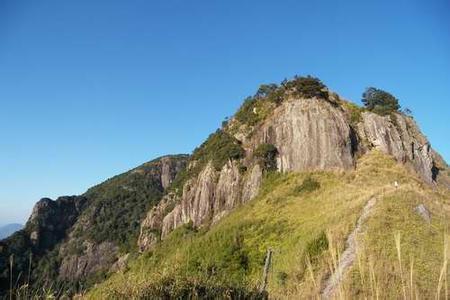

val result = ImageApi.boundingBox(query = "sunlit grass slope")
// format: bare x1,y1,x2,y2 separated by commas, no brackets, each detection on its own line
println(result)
87,151,449,299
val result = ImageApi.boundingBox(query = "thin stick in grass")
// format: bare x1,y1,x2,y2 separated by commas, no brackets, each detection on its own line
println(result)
305,254,318,295
395,231,407,300
369,256,379,300
436,235,448,300
409,256,414,300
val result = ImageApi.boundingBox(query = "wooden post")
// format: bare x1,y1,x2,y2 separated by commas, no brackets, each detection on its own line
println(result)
260,248,273,293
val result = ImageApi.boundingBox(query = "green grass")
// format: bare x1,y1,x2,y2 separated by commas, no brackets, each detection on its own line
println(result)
234,97,275,127
341,100,365,126
293,176,321,195
87,151,450,299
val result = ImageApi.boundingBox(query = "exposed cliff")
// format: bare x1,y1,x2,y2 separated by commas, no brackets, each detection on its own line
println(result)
138,87,446,253
28,196,88,251
0,195,88,293
357,111,441,183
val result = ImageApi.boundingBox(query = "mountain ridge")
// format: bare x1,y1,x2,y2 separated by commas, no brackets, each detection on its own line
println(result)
1,76,448,298
138,80,448,254
0,154,188,295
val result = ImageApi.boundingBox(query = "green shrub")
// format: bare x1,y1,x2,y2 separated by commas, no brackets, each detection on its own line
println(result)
343,101,364,125
283,76,328,99
255,84,278,99
276,271,288,286
362,87,400,115
235,76,330,127
254,144,278,171
294,177,321,195
235,97,261,126
305,231,328,260
191,130,245,171
135,276,266,299
170,130,245,195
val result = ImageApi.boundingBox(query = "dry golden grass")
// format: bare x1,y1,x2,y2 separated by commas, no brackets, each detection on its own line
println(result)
86,151,450,299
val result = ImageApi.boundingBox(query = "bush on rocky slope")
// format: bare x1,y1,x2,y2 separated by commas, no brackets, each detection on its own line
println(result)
362,87,400,115
170,130,245,195
234,75,330,128
254,143,278,171
283,75,329,99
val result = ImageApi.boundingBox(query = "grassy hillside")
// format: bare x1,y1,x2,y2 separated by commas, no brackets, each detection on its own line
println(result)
87,151,449,299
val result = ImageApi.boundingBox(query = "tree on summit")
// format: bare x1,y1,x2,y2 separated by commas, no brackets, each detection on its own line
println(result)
362,87,400,115
255,84,278,99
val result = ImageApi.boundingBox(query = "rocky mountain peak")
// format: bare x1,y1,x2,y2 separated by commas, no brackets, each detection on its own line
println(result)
27,196,88,249
138,81,447,252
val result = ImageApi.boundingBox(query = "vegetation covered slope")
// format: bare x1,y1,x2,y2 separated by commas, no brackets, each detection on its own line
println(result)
0,155,188,296
87,151,450,299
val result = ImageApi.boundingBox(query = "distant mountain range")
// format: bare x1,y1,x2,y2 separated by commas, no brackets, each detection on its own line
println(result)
0,223,23,240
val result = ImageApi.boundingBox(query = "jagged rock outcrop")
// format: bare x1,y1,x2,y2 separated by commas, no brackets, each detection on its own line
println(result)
160,161,245,237
138,193,177,252
160,156,185,189
59,241,119,280
242,164,263,202
139,160,262,252
138,97,446,252
358,112,438,183
0,196,88,293
28,196,88,251
249,98,355,171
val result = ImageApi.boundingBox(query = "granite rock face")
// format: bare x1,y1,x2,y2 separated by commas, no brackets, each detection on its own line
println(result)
138,97,445,252
249,98,355,172
58,241,119,280
138,193,177,252
159,156,189,189
28,196,88,251
358,112,437,183
139,160,262,252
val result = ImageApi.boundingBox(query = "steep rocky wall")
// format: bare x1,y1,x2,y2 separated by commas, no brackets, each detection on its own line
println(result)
59,241,119,281
249,98,355,171
27,196,88,252
358,112,437,183
139,161,263,252
0,196,88,294
138,97,445,252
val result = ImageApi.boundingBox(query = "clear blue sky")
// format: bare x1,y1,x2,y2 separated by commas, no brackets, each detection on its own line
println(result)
0,0,449,225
